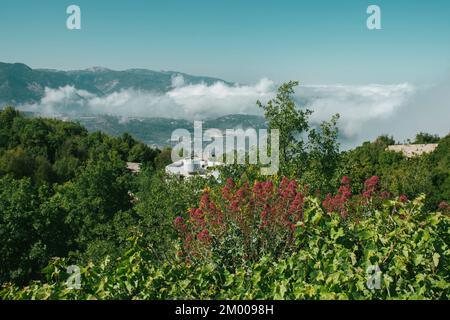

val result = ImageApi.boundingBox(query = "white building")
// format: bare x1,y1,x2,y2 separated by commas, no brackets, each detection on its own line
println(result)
386,144,438,158
165,157,222,179
126,162,141,174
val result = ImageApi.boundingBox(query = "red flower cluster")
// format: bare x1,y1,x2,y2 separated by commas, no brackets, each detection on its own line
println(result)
174,216,187,232
323,176,352,218
262,177,304,231
341,176,351,185
175,177,306,262
175,175,444,263
221,178,235,200
363,176,379,198
197,229,211,242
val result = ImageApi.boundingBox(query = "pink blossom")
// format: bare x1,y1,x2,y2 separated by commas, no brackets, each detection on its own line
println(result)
197,229,211,242
341,176,351,185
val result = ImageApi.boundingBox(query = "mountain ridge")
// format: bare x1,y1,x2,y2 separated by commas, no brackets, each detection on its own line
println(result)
0,62,231,105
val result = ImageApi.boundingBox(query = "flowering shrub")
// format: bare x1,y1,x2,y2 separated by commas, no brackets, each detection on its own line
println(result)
3,175,449,300
322,175,395,220
175,175,449,271
3,190,448,300
175,177,306,268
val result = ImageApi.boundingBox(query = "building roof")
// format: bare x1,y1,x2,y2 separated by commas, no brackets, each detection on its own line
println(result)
126,162,141,173
165,158,222,178
386,144,438,158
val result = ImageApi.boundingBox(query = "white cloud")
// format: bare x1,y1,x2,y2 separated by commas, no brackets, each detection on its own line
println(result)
363,76,450,144
19,77,275,119
297,84,415,139
166,78,274,118
32,86,94,114
17,75,449,148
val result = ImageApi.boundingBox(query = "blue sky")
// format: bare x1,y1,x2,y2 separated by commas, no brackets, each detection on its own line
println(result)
1,0,449,84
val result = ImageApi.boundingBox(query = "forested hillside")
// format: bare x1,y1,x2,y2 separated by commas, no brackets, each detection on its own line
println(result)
0,62,228,104
0,82,448,299
0,106,165,284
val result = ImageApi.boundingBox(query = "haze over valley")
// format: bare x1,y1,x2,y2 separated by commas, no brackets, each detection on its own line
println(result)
1,62,448,148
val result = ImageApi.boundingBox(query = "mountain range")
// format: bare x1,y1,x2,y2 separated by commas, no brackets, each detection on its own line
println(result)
0,62,229,105
1,62,265,147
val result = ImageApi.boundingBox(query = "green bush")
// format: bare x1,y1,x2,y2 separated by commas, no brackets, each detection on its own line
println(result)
2,192,448,300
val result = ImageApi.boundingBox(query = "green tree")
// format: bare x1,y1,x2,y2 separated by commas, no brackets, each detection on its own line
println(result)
257,82,340,190
414,132,440,144
0,147,35,178
257,81,312,175
303,114,340,192
0,176,67,284
374,134,396,147
128,143,158,164
154,147,172,170
33,155,54,185
134,169,213,260
57,159,132,255
0,106,20,149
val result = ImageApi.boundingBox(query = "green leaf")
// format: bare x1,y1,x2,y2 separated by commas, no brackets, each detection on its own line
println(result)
432,253,440,267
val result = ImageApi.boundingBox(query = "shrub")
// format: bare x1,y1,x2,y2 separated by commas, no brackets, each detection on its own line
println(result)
2,190,448,300
174,177,306,269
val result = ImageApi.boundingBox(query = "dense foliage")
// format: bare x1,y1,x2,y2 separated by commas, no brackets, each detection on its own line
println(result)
0,107,161,284
337,134,449,211
1,183,448,300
